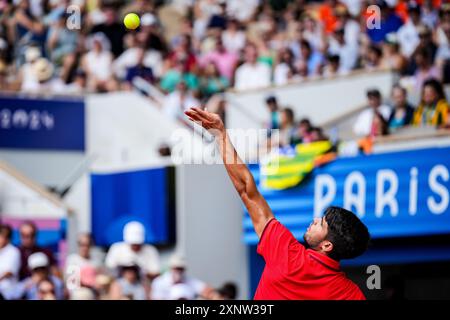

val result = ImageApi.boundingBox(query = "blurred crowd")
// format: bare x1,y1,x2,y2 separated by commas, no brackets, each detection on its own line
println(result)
0,221,238,300
0,0,449,141
0,1,448,95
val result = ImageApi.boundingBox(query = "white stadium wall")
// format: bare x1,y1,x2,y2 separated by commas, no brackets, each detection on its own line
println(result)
225,70,395,131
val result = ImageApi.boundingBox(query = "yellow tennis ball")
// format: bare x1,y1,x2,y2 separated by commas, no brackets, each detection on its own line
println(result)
124,13,140,30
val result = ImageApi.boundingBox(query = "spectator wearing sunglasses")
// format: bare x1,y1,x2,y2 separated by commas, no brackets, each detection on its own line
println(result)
8,252,64,300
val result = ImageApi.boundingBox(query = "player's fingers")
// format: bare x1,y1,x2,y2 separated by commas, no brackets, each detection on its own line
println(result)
185,110,206,124
193,107,210,118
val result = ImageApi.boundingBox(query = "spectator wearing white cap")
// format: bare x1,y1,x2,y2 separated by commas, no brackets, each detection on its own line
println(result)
105,221,160,280
0,224,20,299
151,254,212,300
7,252,64,300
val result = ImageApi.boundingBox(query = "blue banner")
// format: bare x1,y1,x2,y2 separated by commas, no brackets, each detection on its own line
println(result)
91,167,175,246
244,146,450,244
0,95,85,151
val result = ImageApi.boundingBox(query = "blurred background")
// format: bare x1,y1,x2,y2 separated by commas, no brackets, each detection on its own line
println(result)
0,0,450,300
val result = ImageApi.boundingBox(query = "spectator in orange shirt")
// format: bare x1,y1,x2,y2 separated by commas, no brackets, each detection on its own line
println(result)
318,0,340,34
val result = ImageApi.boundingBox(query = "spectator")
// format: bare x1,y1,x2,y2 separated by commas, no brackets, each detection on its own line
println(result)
298,13,326,54
47,11,78,68
81,34,118,92
221,18,246,54
412,48,441,91
366,0,403,44
353,89,391,137
294,118,314,144
17,221,57,280
397,3,422,58
200,37,238,81
274,47,297,86
421,0,439,29
322,54,343,77
9,252,64,300
167,35,197,74
310,127,330,142
265,95,280,131
388,85,414,131
226,0,258,23
207,1,227,31
370,111,390,138
14,0,46,65
105,221,160,280
409,25,438,71
36,278,57,300
0,224,20,299
160,58,199,93
139,13,167,54
435,22,450,72
199,62,229,97
318,0,339,35
334,5,360,47
381,34,408,73
65,71,87,94
436,4,450,46
90,6,126,58
234,44,271,91
163,81,200,121
363,45,383,71
151,254,211,300
299,40,324,76
123,47,155,90
279,107,296,146
65,233,103,289
412,78,449,127
328,27,359,73
216,282,238,300
109,262,147,300
21,57,66,94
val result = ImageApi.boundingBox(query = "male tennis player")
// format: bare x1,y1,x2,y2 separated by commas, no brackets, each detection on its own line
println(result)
185,107,370,300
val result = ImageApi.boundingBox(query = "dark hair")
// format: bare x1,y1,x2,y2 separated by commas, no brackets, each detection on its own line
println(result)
218,282,238,300
324,206,370,261
368,45,382,58
265,96,277,104
327,54,340,64
300,40,311,51
0,224,13,240
367,88,381,99
422,78,446,101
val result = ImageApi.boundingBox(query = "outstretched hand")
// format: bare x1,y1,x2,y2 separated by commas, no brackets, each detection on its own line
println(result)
185,107,225,136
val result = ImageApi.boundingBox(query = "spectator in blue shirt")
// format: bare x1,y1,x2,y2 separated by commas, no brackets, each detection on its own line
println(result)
123,47,154,90
300,40,324,76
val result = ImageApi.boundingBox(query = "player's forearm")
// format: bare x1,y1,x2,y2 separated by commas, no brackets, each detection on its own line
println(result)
215,130,274,236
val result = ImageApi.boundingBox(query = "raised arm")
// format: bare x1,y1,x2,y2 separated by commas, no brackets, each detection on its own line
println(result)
185,107,274,237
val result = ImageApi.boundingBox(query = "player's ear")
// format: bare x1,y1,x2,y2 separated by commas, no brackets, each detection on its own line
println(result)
320,240,333,254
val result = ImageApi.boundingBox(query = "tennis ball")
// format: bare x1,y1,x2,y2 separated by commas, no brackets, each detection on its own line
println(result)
124,13,140,30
